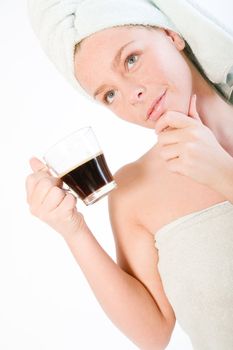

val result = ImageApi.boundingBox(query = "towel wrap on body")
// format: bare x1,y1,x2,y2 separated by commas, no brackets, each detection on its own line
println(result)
154,200,233,350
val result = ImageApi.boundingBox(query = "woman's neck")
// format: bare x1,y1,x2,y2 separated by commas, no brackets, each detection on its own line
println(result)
192,62,233,155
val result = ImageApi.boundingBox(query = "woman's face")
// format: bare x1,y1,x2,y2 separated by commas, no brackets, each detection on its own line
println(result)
74,26,193,129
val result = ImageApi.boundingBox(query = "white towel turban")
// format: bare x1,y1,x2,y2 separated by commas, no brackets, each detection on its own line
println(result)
27,0,233,102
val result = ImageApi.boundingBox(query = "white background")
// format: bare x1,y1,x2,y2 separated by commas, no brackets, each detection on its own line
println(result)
0,1,231,349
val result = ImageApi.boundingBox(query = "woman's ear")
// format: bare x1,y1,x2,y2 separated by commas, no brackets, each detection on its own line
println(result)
164,29,185,51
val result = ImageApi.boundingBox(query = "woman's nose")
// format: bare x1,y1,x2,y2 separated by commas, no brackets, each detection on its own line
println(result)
129,87,145,104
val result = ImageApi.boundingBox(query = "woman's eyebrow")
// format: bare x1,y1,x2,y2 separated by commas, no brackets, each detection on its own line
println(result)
93,40,135,99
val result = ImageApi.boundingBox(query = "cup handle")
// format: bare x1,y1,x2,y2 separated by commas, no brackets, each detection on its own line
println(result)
62,182,78,197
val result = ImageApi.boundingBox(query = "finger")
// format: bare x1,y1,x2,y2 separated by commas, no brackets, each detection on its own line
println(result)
157,128,185,146
55,192,77,214
26,172,50,203
30,177,62,208
159,144,181,161
26,172,62,203
42,186,66,213
29,157,50,174
155,111,196,134
54,193,79,227
166,157,182,174
188,94,201,121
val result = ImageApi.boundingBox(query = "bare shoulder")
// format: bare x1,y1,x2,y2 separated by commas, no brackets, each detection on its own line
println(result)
108,161,176,325
108,160,147,231
110,160,144,197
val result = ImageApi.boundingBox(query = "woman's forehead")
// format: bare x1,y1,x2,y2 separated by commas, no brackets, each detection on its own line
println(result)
78,25,153,53
74,25,158,95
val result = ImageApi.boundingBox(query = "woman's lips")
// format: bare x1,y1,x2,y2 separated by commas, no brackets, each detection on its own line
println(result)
147,90,167,122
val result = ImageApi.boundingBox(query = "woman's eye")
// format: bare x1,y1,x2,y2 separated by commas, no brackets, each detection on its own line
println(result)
103,90,115,105
125,54,139,70
102,54,139,105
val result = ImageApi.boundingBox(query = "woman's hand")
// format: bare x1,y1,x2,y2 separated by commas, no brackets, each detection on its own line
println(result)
154,95,233,192
25,157,87,239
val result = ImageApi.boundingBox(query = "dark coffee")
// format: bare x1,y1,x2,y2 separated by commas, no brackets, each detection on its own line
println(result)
60,153,114,200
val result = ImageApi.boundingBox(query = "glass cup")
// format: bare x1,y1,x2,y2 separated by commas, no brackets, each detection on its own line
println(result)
43,127,117,205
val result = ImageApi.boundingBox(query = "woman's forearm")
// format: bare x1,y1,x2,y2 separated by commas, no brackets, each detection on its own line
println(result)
64,227,171,350
213,153,233,204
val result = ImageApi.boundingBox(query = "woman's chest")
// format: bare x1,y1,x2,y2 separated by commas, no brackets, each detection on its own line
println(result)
134,167,227,235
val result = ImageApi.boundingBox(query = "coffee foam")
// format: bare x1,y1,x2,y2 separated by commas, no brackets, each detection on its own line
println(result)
58,151,103,178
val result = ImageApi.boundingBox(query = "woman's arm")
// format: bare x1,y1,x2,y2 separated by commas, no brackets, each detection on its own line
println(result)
64,226,173,350
26,158,173,350
210,153,233,204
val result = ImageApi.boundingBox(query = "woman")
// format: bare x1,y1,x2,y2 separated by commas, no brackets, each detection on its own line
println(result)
26,0,233,349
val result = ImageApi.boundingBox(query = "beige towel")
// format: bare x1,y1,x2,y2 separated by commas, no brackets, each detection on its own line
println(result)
154,201,233,350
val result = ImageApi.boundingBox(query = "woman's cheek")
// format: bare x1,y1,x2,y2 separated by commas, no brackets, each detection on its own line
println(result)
140,58,166,83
